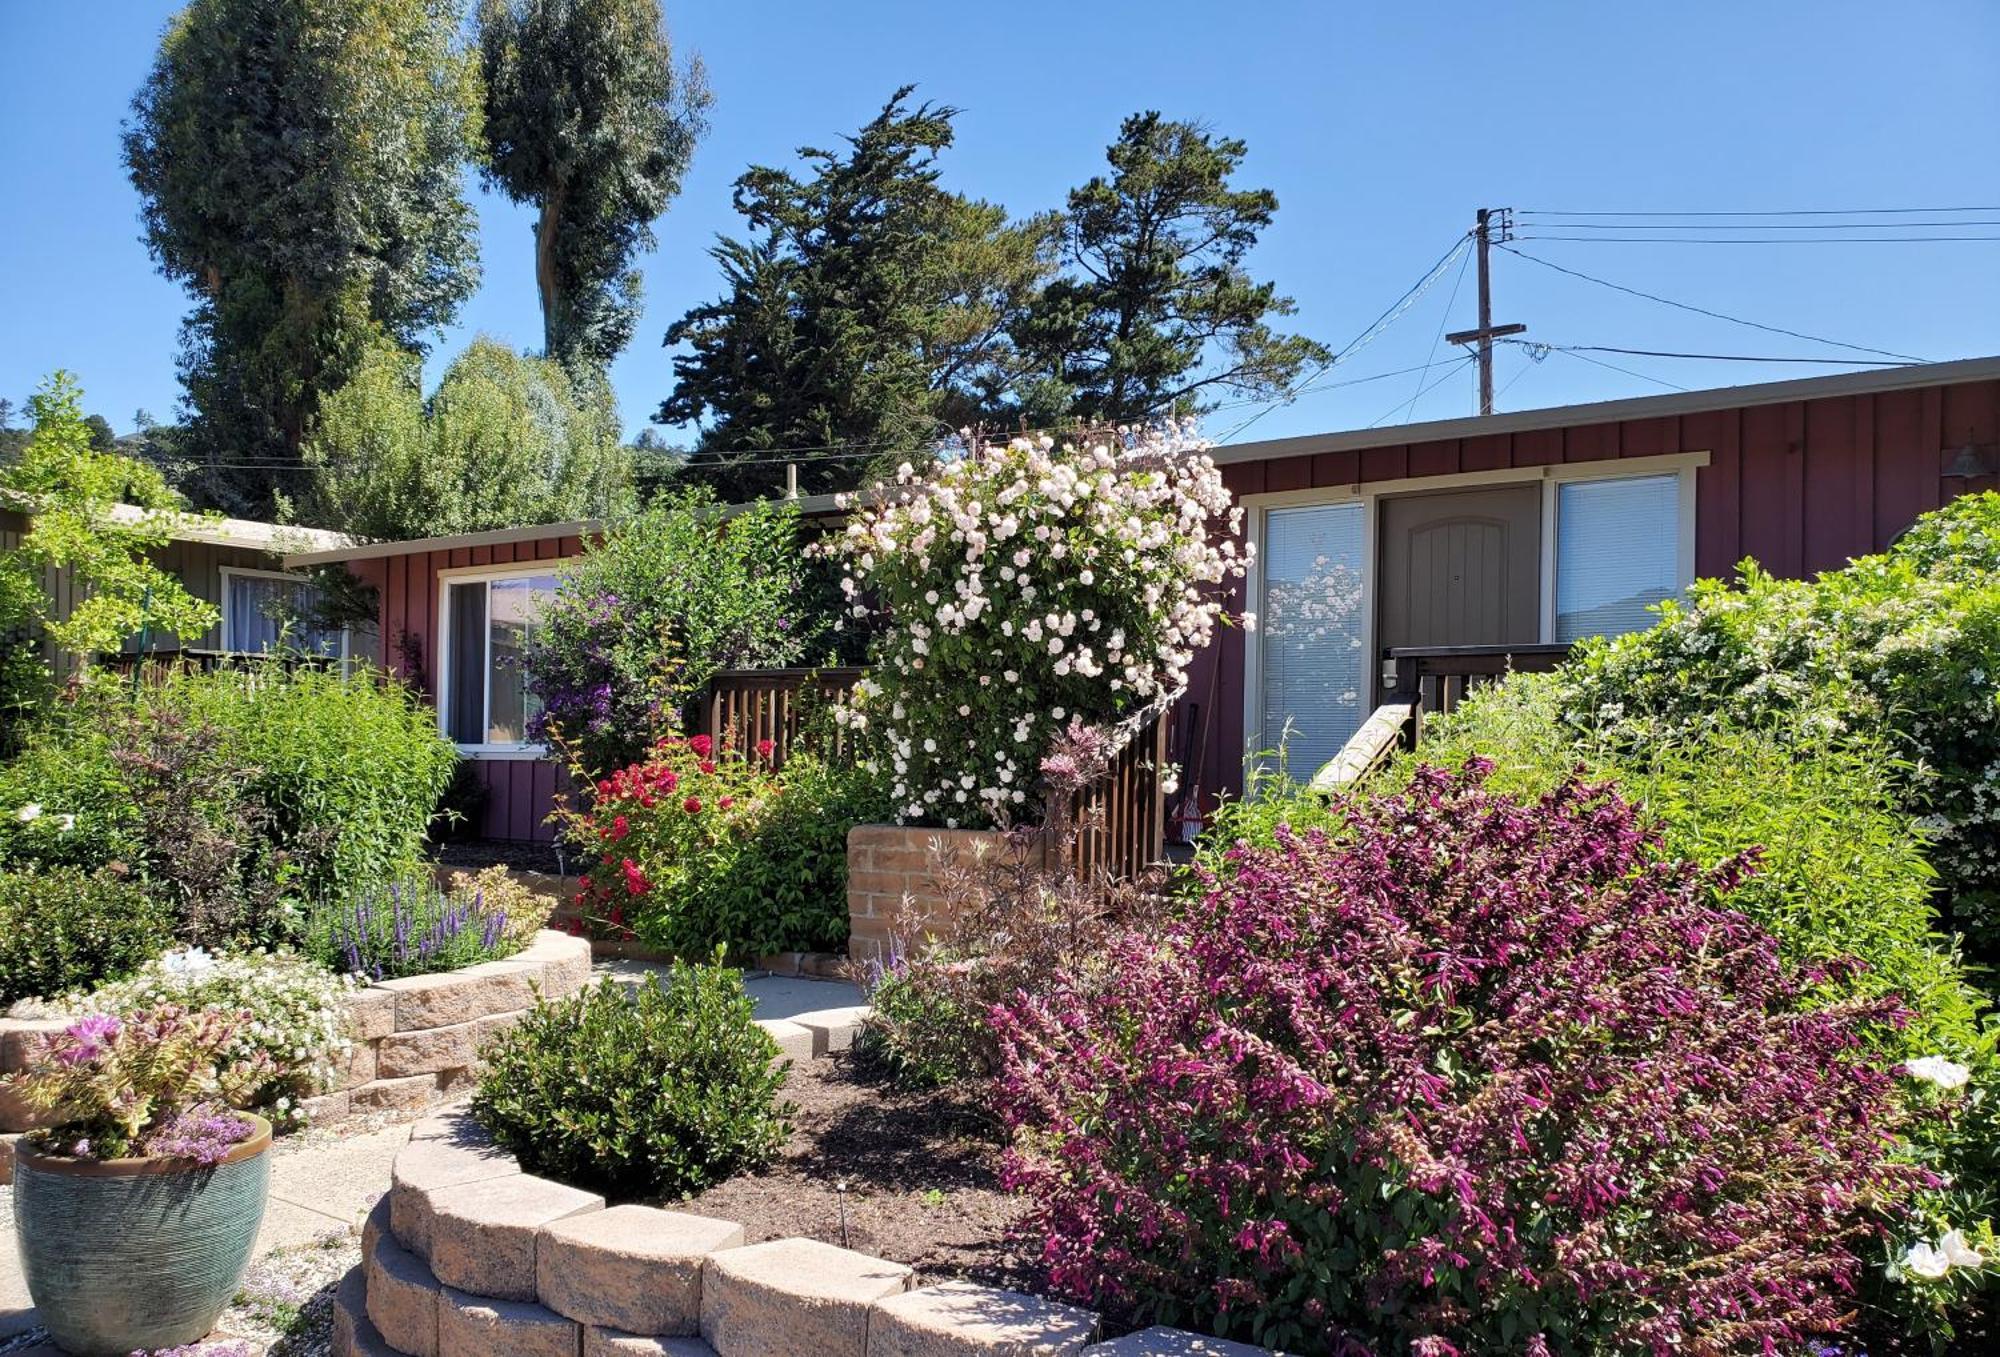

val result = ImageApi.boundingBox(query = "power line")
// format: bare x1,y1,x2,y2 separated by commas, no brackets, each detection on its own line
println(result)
1527,343,1913,366
1496,245,1928,363
1363,354,1477,428
1519,205,2000,217
1533,344,1688,393
1517,233,2000,244
1394,242,1473,424
1216,232,1474,442
1523,219,2000,231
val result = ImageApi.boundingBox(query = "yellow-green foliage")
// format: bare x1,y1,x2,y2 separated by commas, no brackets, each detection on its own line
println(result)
302,336,633,541
0,373,219,733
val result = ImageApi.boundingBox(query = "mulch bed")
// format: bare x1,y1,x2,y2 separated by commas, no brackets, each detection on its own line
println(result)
677,1054,1040,1292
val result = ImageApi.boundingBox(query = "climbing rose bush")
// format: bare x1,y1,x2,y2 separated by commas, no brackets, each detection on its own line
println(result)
829,422,1246,828
993,763,1923,1355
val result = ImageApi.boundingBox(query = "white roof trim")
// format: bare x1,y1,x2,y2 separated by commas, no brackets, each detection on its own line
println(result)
280,491,848,568
0,489,348,554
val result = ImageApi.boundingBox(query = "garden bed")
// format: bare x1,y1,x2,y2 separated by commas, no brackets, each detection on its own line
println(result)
677,1052,1034,1289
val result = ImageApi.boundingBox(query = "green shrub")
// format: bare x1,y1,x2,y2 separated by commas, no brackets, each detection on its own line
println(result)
855,958,983,1090
524,490,814,776
1405,673,1990,1065
1555,491,2000,960
0,711,142,875
471,960,792,1199
161,663,456,900
0,662,456,944
0,868,172,1005
79,946,355,1129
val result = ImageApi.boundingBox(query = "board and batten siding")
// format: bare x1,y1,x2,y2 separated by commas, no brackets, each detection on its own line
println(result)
2,507,300,680
361,532,585,842
1180,373,2000,815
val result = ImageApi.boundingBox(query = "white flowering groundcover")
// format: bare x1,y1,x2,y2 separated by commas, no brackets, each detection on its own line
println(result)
829,423,1248,829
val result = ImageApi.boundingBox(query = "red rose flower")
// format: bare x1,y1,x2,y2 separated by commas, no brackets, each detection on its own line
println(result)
683,795,703,814
690,734,713,757
609,814,630,841
661,769,680,792
596,779,614,798
719,795,735,810
756,738,775,760
699,759,717,775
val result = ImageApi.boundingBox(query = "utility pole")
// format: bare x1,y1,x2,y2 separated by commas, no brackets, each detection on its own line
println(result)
1446,207,1525,415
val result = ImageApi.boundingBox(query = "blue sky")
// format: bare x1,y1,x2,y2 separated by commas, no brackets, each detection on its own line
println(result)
3,0,1998,485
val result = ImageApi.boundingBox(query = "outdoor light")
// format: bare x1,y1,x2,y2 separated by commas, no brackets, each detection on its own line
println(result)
1945,443,1999,478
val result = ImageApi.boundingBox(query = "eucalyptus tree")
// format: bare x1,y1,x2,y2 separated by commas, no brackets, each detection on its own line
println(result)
125,0,482,515
477,0,711,375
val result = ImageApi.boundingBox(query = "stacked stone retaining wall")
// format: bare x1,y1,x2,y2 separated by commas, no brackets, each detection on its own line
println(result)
334,1003,1266,1357
0,929,592,1184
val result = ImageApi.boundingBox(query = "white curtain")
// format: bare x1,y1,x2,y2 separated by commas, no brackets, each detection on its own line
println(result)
226,573,342,656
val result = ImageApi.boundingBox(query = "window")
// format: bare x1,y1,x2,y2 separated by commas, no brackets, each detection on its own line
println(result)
441,570,558,751
221,568,346,658
1555,473,1683,642
1255,501,1367,779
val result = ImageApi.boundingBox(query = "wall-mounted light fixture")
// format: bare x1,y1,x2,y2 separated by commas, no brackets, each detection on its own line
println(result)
1945,442,1999,478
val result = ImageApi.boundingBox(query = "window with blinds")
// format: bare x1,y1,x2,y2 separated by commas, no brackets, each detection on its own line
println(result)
1257,501,1367,780
1555,474,1681,643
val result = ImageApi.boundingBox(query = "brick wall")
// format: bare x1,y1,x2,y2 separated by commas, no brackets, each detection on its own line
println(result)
846,824,1047,966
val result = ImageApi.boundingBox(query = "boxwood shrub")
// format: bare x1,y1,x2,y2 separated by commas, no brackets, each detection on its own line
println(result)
471,959,792,1200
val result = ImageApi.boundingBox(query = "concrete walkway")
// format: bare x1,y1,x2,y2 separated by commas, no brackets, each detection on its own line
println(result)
0,970,862,1341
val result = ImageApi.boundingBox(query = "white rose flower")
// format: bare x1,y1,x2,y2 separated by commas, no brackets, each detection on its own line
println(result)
15,803,41,823
1903,1241,1951,1280
1940,1229,1987,1270
1906,1055,1973,1089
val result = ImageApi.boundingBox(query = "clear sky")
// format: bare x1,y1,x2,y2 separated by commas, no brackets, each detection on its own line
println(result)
4,0,1998,490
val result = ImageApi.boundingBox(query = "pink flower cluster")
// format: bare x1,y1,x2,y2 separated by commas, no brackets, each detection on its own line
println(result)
992,763,1920,1355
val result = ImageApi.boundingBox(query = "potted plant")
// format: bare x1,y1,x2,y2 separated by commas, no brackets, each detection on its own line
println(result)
4,1004,273,1355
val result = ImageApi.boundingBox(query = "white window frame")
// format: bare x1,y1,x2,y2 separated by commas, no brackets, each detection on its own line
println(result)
1240,450,1706,767
436,561,562,760
218,565,352,664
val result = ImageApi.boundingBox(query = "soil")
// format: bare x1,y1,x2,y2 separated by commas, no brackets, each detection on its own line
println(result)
429,836,573,878
677,1053,1039,1291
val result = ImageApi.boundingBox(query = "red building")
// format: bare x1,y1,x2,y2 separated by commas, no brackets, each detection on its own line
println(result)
287,354,2000,841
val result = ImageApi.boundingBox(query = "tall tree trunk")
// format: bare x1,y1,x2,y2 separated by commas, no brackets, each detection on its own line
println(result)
535,183,568,360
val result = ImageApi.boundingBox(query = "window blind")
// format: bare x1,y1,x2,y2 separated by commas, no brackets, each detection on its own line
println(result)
1258,502,1367,780
1556,474,1680,643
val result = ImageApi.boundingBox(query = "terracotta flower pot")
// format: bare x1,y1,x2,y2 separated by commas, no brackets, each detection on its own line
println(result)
11,1114,272,1356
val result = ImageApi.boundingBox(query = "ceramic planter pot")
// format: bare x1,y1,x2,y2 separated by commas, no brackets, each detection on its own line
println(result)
11,1114,272,1356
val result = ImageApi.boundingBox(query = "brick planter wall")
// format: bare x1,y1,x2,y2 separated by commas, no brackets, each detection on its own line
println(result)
845,824,1036,967
0,930,593,1183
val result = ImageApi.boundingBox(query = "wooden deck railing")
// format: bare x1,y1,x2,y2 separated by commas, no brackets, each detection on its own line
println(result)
1385,643,1571,730
1069,706,1172,882
703,666,868,769
1318,643,1573,790
703,665,1171,880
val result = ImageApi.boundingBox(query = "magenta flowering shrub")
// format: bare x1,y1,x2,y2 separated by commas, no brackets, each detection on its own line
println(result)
993,763,1920,1356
